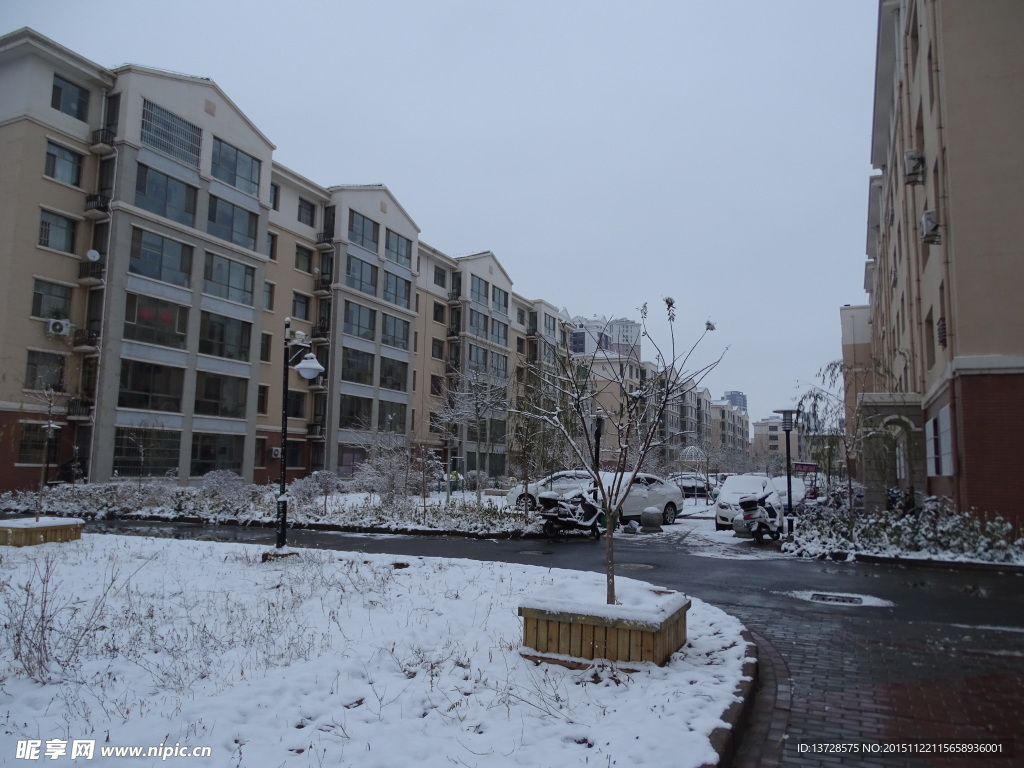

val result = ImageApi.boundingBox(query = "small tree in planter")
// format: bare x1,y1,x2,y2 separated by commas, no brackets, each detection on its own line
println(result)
515,299,723,604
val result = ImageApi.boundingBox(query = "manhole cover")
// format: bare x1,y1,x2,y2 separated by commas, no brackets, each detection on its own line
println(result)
810,593,864,605
616,563,655,570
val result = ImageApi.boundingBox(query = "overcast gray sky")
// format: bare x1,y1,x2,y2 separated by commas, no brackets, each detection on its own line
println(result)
6,0,878,424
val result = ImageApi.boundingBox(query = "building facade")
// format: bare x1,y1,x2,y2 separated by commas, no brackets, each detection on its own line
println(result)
856,0,1024,524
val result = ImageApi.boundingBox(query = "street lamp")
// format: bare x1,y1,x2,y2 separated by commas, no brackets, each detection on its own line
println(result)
592,411,604,474
277,317,326,548
36,419,61,522
773,409,798,527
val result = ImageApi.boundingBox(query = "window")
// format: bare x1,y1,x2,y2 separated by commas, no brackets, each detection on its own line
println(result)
490,419,507,444
348,210,379,252
379,358,408,392
542,314,557,338
292,292,310,320
190,433,244,476
768,434,779,442
113,427,180,476
768,425,778,432
469,309,488,338
378,401,406,432
346,254,377,295
257,385,269,414
471,275,489,304
32,280,72,319
382,272,411,308
203,253,255,304
124,293,188,349
295,245,313,273
385,230,412,268
570,330,586,354
433,266,447,288
926,406,953,477
284,439,304,468
517,308,526,325
130,228,192,287
344,301,376,340
25,350,65,391
18,423,59,464
491,319,508,347
433,302,445,323
492,286,509,315
44,142,83,186
135,165,197,226
429,413,443,434
491,351,508,379
208,196,258,250
286,390,306,419
194,371,248,418
431,338,445,359
198,311,251,361
39,210,77,253
211,137,260,195
140,99,201,167
341,347,375,385
381,314,410,350
298,198,316,227
51,74,88,120
263,281,275,310
118,359,184,411
260,332,272,362
468,344,487,372
430,375,444,396
339,395,373,429
266,232,278,261
270,183,280,211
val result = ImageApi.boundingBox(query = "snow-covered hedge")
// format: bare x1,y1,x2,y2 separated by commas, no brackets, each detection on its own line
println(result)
784,497,1024,563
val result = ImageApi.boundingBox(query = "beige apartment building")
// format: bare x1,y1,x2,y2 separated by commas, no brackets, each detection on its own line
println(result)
856,0,1024,526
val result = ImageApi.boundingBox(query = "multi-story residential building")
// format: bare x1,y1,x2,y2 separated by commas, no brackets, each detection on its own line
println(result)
855,0,1024,524
751,414,804,467
0,28,426,491
710,401,750,467
722,391,748,410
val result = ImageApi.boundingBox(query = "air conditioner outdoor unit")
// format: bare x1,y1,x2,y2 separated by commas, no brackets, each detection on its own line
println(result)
904,149,925,185
46,318,71,336
271,447,283,459
920,210,941,244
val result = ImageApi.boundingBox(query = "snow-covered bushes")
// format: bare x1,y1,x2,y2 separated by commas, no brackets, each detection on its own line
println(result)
785,497,1024,563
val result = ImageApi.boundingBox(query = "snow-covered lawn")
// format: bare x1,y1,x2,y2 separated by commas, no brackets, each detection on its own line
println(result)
0,535,750,767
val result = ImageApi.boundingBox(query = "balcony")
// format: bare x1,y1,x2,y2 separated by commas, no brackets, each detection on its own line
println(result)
526,323,539,337
311,323,330,340
314,276,333,295
66,397,93,420
307,373,328,391
78,260,105,285
72,329,99,353
84,194,111,219
315,232,334,250
447,289,462,304
446,324,461,339
91,128,115,155
306,421,326,439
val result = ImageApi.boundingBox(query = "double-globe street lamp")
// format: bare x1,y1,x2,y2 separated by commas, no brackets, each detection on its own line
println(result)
277,317,326,548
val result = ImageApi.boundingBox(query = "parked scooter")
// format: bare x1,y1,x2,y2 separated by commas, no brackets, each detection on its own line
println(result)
538,491,604,540
731,492,782,543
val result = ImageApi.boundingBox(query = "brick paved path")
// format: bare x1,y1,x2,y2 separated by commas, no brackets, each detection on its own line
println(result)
731,606,1022,767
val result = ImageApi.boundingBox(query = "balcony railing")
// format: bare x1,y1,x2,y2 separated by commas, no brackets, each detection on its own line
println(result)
78,261,105,283
84,194,111,218
91,128,115,153
314,276,333,293
306,422,326,438
311,323,330,339
72,329,99,349
315,232,334,246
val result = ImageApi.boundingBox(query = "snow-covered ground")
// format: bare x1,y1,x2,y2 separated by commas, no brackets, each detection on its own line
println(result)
0,535,750,768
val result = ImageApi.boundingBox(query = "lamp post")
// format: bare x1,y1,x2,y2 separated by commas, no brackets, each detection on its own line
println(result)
592,412,604,474
773,409,798,531
277,317,326,549
36,419,60,522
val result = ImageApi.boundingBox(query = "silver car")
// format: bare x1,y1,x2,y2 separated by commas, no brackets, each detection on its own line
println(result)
506,470,593,511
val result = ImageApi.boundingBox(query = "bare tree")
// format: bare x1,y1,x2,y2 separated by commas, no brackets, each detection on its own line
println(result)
514,299,723,604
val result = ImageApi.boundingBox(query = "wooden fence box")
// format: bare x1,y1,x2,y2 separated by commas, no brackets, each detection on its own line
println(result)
0,517,85,547
519,591,691,668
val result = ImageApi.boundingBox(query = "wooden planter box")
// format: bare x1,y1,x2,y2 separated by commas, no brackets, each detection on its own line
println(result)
519,591,691,668
0,517,84,547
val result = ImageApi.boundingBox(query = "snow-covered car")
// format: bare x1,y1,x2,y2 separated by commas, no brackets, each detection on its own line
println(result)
714,474,784,530
583,472,685,525
667,472,708,498
506,470,593,510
